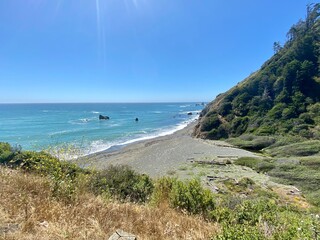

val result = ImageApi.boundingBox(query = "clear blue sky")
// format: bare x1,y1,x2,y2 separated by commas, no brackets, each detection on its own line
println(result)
0,0,313,103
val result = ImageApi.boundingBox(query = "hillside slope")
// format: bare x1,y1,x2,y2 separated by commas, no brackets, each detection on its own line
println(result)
194,4,320,141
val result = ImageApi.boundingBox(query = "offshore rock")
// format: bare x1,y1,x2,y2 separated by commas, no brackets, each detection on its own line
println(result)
99,115,110,120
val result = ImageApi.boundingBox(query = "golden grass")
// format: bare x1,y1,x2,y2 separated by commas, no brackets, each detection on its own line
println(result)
0,167,218,239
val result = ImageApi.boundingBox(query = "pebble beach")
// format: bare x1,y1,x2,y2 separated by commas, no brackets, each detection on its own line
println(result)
80,121,258,177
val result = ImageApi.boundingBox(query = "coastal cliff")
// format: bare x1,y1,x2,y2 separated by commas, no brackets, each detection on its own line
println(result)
194,4,320,140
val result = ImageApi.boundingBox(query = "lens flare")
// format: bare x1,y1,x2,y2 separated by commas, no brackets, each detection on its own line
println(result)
95,0,106,65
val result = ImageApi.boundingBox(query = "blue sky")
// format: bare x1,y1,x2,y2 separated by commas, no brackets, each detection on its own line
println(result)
0,0,313,103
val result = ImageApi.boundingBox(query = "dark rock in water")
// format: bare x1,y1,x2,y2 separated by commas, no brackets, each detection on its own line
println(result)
99,115,109,120
187,112,193,116
135,118,139,122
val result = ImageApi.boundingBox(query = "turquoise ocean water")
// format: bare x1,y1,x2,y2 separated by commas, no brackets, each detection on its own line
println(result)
0,103,204,159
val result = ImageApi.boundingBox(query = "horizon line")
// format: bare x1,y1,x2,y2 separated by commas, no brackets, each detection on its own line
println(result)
0,101,208,104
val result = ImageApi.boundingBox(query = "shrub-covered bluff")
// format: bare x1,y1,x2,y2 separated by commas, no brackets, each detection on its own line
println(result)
194,4,320,144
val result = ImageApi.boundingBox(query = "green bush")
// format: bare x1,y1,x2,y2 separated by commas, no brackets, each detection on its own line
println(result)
282,106,297,119
152,177,215,218
212,193,320,239
169,178,215,216
238,177,255,188
214,223,265,240
227,135,275,151
267,135,305,148
234,157,261,169
201,114,221,132
265,140,320,157
256,162,276,173
267,103,287,119
218,101,232,115
151,177,175,206
90,165,154,203
0,142,14,163
207,124,229,139
299,112,315,124
255,125,276,135
234,157,275,173
222,177,254,193
230,117,249,136
10,150,85,201
11,151,82,178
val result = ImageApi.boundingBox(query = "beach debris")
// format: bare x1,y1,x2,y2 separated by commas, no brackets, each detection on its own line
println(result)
99,115,110,120
217,155,238,160
194,160,231,166
287,187,301,196
108,229,136,240
39,220,49,228
207,175,230,182
187,157,195,162
0,224,20,235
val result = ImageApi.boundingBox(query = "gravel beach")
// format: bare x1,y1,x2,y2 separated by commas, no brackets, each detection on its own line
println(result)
78,121,258,178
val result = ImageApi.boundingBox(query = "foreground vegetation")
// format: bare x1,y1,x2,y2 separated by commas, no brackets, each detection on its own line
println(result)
1,142,320,239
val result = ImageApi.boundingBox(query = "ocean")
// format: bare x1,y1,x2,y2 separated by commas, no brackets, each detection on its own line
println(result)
0,103,204,159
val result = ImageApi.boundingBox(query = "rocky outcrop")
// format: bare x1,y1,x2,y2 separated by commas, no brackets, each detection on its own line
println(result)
99,115,109,120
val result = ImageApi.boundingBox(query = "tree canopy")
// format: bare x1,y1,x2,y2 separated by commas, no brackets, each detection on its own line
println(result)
195,4,320,140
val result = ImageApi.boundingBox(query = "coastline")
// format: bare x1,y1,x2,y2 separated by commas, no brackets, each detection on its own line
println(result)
76,120,258,178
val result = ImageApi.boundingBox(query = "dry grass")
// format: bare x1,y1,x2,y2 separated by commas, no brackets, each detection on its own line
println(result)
0,167,218,240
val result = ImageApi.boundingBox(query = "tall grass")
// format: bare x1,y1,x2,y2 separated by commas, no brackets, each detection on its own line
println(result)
0,167,217,239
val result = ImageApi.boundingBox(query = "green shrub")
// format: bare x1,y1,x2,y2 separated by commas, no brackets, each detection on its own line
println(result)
213,198,320,239
238,177,255,188
227,135,275,150
218,102,232,115
222,177,256,193
151,177,175,206
300,157,320,168
299,112,315,124
256,162,275,173
230,117,249,136
169,178,215,216
234,157,261,169
265,140,320,157
90,165,154,203
207,124,229,139
11,151,82,178
214,223,265,240
282,107,297,119
268,103,287,119
234,199,277,225
152,177,215,218
306,189,320,207
267,135,305,148
10,150,85,201
0,142,14,163
255,125,275,135
234,157,275,173
201,114,221,132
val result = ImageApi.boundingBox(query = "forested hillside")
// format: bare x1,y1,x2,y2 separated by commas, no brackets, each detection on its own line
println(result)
194,4,320,141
